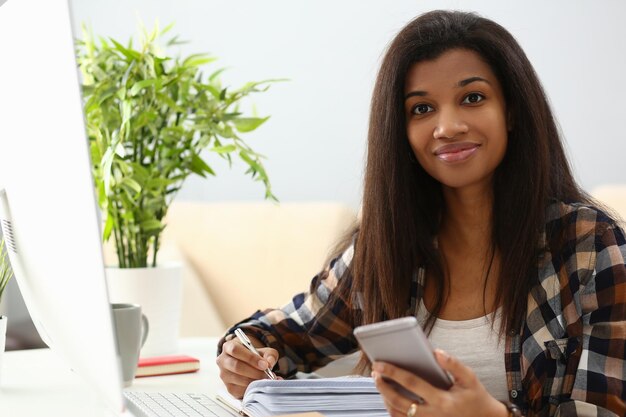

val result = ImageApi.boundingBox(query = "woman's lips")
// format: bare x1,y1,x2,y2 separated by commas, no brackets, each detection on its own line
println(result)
434,143,480,163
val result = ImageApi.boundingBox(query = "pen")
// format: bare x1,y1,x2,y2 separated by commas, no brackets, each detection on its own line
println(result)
234,328,277,380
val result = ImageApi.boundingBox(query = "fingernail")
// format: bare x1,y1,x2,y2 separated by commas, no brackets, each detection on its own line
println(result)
258,360,268,369
371,371,379,380
435,349,449,360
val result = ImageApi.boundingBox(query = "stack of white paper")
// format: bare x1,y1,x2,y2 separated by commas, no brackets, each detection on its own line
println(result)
218,377,390,417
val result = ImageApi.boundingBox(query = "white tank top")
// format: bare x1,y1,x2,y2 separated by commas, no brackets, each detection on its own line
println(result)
416,302,509,401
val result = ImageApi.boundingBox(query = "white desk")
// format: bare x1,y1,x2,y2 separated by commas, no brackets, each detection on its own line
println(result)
0,337,225,417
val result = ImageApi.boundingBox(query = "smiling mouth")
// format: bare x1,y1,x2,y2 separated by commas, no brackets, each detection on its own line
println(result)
434,143,481,163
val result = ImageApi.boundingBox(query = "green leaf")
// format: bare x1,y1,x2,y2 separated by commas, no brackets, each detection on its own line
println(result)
148,22,159,43
96,87,117,106
129,79,159,96
145,178,174,190
239,151,260,171
120,177,142,194
97,35,110,49
182,54,216,68
120,60,136,94
160,22,175,37
211,145,236,154
205,85,221,100
101,147,115,191
216,123,235,139
139,219,163,232
166,35,189,47
110,38,141,61
209,67,228,81
102,213,114,241
222,112,242,121
190,153,216,177
114,141,125,158
156,93,184,113
232,116,270,133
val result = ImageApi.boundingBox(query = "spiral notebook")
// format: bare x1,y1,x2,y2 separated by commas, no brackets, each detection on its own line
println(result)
216,377,390,417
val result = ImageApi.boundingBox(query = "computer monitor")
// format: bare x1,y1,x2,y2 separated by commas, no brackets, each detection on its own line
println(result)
0,0,125,413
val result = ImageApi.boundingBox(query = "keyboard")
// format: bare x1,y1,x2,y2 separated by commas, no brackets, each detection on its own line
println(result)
124,391,237,417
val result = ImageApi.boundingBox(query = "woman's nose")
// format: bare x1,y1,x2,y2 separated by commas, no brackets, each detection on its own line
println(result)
433,107,468,139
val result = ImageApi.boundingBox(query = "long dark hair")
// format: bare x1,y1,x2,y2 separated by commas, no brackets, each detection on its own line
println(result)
349,10,589,335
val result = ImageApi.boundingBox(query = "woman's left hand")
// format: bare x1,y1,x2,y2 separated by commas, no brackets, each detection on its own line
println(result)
371,349,507,417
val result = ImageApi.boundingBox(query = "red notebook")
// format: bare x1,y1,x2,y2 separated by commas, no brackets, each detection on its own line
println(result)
136,355,200,377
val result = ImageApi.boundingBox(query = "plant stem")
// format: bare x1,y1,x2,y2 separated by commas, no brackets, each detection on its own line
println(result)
112,209,125,268
152,234,159,267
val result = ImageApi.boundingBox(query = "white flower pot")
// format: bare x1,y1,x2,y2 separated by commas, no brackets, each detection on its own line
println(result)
0,315,6,383
105,264,182,357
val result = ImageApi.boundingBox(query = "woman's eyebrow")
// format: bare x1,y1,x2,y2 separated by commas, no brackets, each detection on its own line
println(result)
457,76,490,87
404,76,491,101
404,90,427,100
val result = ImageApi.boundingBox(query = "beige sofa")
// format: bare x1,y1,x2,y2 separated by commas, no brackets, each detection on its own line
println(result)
591,185,626,224
158,201,358,338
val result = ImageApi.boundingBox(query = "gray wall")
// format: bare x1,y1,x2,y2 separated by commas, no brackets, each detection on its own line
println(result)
69,0,626,209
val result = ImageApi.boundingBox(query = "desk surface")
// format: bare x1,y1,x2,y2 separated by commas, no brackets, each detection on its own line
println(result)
0,337,224,417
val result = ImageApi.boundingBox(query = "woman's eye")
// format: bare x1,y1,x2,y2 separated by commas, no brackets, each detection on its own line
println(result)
462,93,484,104
412,103,433,115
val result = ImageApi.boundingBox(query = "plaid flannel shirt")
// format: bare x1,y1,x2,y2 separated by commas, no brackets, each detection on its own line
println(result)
219,202,626,417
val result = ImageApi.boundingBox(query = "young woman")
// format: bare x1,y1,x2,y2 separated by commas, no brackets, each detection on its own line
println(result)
216,10,626,417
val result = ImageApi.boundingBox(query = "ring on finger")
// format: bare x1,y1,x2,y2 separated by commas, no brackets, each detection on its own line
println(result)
407,402,419,417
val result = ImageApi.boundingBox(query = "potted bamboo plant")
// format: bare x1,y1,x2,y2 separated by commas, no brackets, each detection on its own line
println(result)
77,23,277,355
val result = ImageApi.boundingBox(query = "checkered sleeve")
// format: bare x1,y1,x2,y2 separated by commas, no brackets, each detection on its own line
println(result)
556,222,626,416
217,243,359,378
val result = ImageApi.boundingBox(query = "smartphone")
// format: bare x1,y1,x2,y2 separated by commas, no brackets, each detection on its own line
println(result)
354,316,453,398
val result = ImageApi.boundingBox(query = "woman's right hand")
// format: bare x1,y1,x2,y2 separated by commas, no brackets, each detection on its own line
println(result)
216,336,281,398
